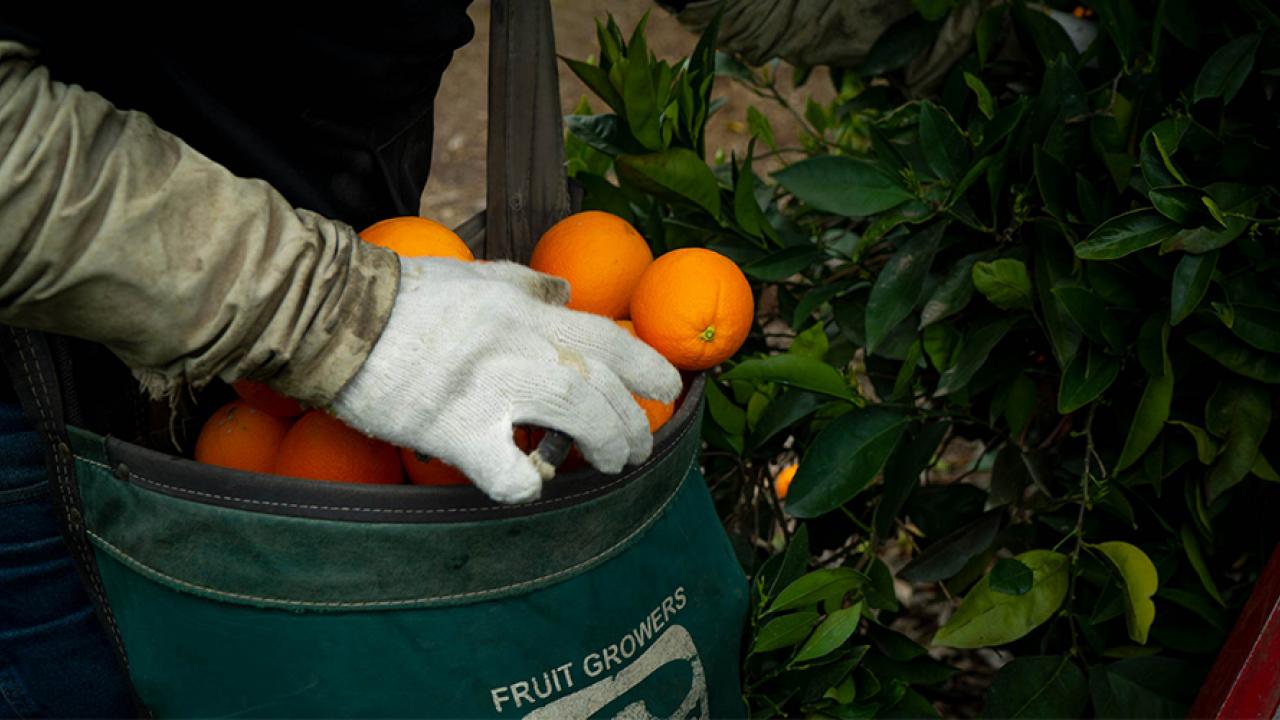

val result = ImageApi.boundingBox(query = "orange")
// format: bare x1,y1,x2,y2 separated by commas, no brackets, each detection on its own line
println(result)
274,411,403,484
359,216,474,261
195,400,293,474
774,463,799,500
529,211,653,318
402,427,537,487
630,248,754,370
616,319,676,431
232,379,304,418
401,449,470,486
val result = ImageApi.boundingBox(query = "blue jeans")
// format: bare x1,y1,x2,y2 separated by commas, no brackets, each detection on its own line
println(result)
0,402,133,718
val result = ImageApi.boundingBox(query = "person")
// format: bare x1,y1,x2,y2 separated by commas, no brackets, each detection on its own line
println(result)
0,5,681,716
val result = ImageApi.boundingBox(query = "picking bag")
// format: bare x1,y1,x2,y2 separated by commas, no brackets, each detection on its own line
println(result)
59,375,747,718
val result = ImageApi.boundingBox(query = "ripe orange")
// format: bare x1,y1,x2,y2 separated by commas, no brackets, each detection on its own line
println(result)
630,248,754,370
401,449,470,486
195,400,293,474
616,319,676,431
529,211,653,318
274,411,403,484
402,427,537,487
774,463,799,500
359,216,474,261
232,379,304,418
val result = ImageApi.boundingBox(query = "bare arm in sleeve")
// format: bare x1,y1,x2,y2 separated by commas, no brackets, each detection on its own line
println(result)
0,40,399,407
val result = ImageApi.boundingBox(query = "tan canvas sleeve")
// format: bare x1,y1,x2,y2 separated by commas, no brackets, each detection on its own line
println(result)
670,0,986,97
0,41,399,406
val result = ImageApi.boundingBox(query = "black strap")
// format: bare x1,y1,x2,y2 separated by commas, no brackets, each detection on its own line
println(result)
0,326,149,718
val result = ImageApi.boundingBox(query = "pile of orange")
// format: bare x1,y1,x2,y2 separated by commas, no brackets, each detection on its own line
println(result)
194,211,754,486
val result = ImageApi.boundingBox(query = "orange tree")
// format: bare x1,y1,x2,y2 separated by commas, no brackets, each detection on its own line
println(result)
564,5,1279,717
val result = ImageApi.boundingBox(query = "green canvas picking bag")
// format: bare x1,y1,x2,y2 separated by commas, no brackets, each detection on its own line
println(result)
62,375,749,718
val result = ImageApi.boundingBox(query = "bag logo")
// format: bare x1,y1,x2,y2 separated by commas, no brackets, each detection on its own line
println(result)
489,587,708,718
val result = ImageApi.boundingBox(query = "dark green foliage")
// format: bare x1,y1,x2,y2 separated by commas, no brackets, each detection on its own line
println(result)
567,2,1279,716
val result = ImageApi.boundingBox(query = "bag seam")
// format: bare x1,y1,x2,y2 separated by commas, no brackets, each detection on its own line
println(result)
84,471,684,610
76,406,695,517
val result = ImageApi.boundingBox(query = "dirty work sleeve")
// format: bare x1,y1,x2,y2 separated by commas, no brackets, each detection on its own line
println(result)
0,41,399,407
665,0,986,97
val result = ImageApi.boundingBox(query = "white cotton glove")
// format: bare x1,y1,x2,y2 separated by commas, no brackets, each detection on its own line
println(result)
331,257,683,504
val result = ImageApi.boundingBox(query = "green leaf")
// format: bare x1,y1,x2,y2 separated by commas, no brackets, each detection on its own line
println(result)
1093,542,1159,644
746,106,776,150
861,14,940,76
564,113,642,156
1092,0,1142,66
1187,330,1280,384
1051,286,1108,345
975,5,1006,65
989,444,1031,509
1254,453,1280,483
1169,421,1220,464
561,57,625,113
1162,183,1261,253
742,247,825,282
733,143,773,240
790,324,830,361
900,509,1003,583
1034,232,1083,367
704,379,746,436
990,558,1035,596
1149,186,1211,227
1136,316,1170,379
964,72,995,119
1140,120,1189,188
786,408,910,517
1116,372,1174,471
935,316,1019,396
1033,146,1072,221
793,284,848,328
748,391,826,451
1180,524,1224,605
754,611,821,653
795,602,864,663
1005,374,1037,437
920,251,987,327
867,558,901,612
919,102,969,182
722,355,854,401
1170,250,1218,325
1230,307,1280,353
1013,4,1079,64
1058,346,1122,414
873,421,949,539
933,550,1069,648
972,259,1033,310
773,155,915,217
913,0,956,21
769,568,868,614
1075,210,1180,260
1193,33,1262,105
760,524,811,603
1090,657,1197,719
1205,379,1273,499
866,223,947,354
983,655,1088,719
977,97,1030,156
616,149,721,218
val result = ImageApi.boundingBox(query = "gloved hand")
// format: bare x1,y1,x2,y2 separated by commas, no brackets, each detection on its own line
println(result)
331,256,683,503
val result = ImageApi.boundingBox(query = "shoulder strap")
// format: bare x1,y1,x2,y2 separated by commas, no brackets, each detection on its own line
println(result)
482,0,571,263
